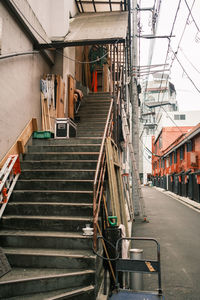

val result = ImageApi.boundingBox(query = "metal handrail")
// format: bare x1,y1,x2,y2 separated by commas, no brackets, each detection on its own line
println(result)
0,155,21,218
93,67,123,249
93,97,114,250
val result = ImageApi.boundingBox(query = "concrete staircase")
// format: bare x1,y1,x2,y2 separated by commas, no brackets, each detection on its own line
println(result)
0,93,111,299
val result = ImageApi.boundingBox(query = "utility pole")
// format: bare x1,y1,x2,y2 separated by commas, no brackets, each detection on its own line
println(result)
129,0,146,219
131,0,139,168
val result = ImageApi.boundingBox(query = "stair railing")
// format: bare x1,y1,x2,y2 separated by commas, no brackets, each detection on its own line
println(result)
93,97,114,250
0,155,21,219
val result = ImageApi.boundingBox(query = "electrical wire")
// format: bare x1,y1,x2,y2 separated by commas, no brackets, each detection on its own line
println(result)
142,0,162,98
140,0,183,139
155,0,195,126
179,47,200,75
155,0,182,102
157,0,195,123
10,0,117,65
170,47,200,94
184,0,200,32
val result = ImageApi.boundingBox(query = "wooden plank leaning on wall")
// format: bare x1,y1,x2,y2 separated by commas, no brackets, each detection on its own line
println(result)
68,75,75,120
0,118,38,169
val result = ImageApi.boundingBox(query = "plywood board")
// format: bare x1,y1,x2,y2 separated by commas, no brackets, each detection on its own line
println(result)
68,75,74,119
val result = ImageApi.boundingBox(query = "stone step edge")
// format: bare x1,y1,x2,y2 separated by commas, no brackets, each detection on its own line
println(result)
0,269,95,285
7,202,93,206
45,285,95,300
3,248,95,258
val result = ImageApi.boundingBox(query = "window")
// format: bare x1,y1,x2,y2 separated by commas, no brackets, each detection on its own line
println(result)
180,146,184,160
174,150,177,163
166,157,169,167
186,140,193,152
180,114,186,120
174,114,186,120
170,153,173,165
161,158,165,168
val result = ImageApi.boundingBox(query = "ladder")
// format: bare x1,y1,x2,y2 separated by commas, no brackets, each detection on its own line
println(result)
121,102,147,221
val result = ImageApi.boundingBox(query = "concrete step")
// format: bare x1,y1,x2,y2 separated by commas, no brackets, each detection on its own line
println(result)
0,230,92,250
1,215,93,232
23,152,99,161
77,113,108,118
0,268,95,299
31,137,102,145
5,202,93,217
77,132,103,138
20,169,95,180
5,285,95,300
15,179,93,191
4,248,95,269
11,190,93,203
77,108,108,113
78,124,105,130
78,102,110,110
28,144,101,153
20,160,97,170
76,116,107,121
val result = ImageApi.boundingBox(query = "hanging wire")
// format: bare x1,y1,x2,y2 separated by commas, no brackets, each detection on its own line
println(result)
179,47,200,75
155,0,196,126
170,47,200,94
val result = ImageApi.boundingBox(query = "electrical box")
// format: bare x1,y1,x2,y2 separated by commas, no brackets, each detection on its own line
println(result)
55,118,77,139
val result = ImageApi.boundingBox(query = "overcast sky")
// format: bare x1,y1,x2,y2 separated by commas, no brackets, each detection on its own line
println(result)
139,0,200,111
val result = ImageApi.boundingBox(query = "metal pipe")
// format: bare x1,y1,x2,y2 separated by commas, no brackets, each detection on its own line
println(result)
129,248,143,290
0,51,39,60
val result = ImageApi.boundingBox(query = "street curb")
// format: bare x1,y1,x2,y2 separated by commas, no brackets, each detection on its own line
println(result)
153,186,200,212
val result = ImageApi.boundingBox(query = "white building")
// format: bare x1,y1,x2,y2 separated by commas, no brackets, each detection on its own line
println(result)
140,73,178,184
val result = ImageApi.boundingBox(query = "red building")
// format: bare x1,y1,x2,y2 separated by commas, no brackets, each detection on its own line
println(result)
152,123,200,202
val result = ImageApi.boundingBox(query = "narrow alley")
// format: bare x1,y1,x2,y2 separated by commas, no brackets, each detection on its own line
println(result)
133,186,200,300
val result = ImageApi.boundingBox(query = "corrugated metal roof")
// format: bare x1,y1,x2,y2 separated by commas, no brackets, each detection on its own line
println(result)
64,11,128,45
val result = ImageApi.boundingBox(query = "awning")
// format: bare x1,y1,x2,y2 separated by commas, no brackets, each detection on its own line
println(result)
39,11,128,49
65,11,128,45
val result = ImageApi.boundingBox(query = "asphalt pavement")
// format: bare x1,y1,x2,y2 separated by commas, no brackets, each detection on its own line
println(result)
132,186,200,300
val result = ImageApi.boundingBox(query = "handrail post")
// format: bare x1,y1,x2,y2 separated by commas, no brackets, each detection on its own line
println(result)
93,184,97,250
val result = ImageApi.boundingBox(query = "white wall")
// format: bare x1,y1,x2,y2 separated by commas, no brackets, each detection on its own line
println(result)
0,2,50,161
28,0,77,39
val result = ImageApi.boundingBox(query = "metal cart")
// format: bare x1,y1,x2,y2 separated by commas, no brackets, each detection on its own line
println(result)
109,237,164,300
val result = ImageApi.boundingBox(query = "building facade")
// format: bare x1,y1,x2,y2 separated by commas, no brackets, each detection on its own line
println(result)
152,123,200,203
139,73,178,184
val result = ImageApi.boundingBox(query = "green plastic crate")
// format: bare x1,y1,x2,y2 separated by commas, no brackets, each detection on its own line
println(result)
33,131,53,139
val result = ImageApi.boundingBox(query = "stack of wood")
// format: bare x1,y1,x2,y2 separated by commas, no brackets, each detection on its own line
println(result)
40,74,66,132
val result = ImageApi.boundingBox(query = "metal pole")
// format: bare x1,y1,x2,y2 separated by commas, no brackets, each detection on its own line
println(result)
129,248,143,290
131,0,139,168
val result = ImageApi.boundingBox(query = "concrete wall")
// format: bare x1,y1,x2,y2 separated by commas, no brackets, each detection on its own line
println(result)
0,2,51,161
28,0,77,39
0,1,78,161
